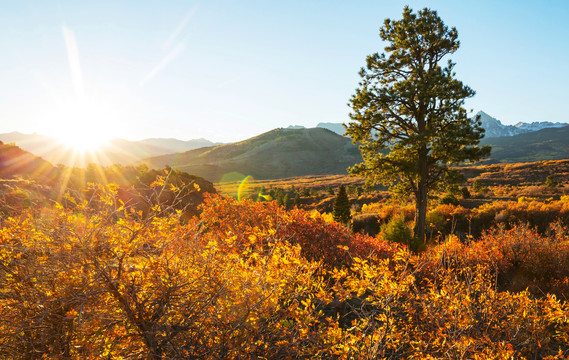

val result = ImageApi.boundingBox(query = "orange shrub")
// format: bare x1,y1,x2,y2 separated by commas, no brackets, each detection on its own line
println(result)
199,194,399,268
2,188,569,358
427,203,471,239
361,202,415,221
0,189,332,359
470,198,569,236
426,223,569,299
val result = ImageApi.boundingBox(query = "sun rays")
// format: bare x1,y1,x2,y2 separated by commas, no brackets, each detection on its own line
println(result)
37,26,117,163
46,23,128,200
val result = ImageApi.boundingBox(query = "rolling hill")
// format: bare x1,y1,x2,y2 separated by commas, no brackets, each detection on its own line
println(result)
0,132,221,167
142,124,569,183
4,116,569,182
481,124,569,162
0,141,55,180
141,128,362,182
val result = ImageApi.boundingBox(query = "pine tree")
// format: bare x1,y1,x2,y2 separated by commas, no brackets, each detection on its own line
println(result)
333,185,351,225
545,175,558,188
345,7,490,250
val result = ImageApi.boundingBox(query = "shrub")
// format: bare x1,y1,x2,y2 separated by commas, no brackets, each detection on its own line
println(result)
428,204,471,237
2,188,569,358
199,194,397,268
440,193,459,205
346,184,358,195
472,179,489,194
426,208,445,241
425,223,569,299
460,186,471,198
381,214,414,246
546,175,558,187
352,213,381,237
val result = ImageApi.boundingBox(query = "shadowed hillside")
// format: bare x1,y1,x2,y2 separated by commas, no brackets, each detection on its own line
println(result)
0,141,55,181
482,125,569,162
142,125,569,183
142,128,362,182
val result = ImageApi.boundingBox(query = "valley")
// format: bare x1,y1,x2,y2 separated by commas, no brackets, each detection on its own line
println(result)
3,2,569,358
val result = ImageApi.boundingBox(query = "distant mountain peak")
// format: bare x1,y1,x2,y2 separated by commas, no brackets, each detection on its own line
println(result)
286,111,568,139
474,111,567,138
316,122,345,135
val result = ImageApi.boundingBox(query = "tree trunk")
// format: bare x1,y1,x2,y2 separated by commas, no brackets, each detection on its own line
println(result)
413,149,428,251
413,181,427,251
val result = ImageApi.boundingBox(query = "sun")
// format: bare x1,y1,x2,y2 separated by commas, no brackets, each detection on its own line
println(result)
49,98,115,153
57,127,109,153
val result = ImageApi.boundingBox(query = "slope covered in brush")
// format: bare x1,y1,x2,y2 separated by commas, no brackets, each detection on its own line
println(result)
142,128,362,181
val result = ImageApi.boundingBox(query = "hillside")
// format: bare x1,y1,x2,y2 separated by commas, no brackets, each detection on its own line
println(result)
0,132,220,166
456,159,569,188
142,124,569,183
481,124,569,162
0,141,55,180
4,118,569,175
141,128,362,182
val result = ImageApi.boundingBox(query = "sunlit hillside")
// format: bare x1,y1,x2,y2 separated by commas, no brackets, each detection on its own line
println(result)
141,128,362,182
0,141,55,180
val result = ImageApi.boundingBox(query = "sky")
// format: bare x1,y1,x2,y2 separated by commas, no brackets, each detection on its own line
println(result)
1,0,568,143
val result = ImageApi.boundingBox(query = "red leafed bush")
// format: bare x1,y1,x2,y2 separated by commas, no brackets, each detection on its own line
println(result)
426,223,569,299
199,194,399,268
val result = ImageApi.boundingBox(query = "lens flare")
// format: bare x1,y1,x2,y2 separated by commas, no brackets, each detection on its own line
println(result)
237,175,252,201
258,194,272,201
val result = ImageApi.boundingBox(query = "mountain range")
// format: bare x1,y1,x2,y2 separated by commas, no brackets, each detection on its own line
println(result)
0,132,221,167
2,111,569,182
475,111,567,138
480,124,569,162
138,123,569,181
289,111,567,138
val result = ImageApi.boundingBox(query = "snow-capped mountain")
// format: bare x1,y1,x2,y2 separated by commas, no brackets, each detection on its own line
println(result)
475,111,521,137
514,121,567,132
294,111,566,138
474,111,567,138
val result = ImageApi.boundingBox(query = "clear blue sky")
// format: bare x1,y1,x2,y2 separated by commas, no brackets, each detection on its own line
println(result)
1,0,568,142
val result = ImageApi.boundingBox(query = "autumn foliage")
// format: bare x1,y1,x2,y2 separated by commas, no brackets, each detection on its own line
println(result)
1,183,569,358
358,195,569,241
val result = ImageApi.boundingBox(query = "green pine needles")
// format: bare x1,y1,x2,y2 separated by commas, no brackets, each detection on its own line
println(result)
345,6,491,249
333,185,352,225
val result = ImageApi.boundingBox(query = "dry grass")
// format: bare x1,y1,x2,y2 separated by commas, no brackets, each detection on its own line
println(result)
215,174,365,197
